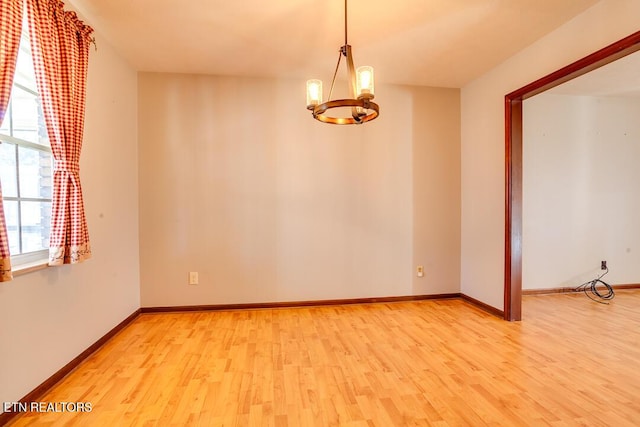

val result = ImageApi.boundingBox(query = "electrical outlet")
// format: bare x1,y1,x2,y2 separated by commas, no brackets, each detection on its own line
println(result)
417,266,424,278
189,272,199,285
601,260,607,270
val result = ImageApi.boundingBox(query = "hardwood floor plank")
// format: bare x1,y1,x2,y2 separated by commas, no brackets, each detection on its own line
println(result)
7,292,640,426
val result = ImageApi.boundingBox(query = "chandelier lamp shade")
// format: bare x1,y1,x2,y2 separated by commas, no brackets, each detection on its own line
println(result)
306,0,379,124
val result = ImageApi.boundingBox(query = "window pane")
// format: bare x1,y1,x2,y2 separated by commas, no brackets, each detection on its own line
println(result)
11,85,47,145
0,142,18,197
13,27,37,93
4,200,20,254
3,16,51,264
18,146,52,199
20,200,51,253
0,101,10,133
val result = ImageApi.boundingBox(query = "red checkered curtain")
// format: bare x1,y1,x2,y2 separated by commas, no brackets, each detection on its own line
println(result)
26,0,93,265
0,0,24,281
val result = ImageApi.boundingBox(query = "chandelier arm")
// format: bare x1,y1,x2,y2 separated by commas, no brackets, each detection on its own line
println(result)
345,45,357,99
344,45,363,120
327,50,343,102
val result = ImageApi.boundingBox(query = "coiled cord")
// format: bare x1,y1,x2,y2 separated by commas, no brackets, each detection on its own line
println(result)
575,267,615,304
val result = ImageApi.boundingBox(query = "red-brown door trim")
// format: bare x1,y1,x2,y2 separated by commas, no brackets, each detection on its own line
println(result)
504,30,640,321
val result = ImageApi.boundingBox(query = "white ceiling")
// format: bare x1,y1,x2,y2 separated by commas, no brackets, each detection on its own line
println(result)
69,0,600,88
547,51,640,98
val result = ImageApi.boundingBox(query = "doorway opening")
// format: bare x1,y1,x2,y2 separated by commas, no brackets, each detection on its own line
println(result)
504,30,640,321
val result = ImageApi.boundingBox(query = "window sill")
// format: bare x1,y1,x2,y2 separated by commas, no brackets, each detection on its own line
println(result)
13,259,49,276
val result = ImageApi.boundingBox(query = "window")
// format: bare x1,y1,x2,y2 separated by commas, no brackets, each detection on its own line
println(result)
0,22,52,266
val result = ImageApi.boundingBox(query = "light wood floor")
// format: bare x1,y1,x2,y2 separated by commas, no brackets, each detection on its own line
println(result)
8,291,640,426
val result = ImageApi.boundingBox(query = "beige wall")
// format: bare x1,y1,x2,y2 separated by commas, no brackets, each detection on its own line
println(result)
0,30,140,405
138,74,460,306
461,0,640,309
412,87,461,295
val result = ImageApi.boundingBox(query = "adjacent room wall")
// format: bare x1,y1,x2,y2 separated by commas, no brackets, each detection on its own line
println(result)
523,94,640,289
0,31,139,406
460,0,640,310
138,74,460,307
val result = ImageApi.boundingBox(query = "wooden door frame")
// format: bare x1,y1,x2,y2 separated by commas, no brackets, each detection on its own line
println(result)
504,30,640,321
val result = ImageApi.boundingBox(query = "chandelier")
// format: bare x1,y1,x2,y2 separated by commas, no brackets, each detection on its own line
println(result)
306,0,379,125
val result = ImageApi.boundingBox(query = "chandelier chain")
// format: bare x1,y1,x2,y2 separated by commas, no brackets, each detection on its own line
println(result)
344,0,348,46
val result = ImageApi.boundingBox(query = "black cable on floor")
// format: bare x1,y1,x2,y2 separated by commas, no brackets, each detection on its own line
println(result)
574,267,615,304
